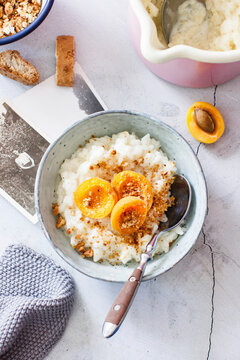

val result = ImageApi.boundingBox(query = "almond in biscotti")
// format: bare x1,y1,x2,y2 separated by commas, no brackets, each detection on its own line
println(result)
56,35,75,87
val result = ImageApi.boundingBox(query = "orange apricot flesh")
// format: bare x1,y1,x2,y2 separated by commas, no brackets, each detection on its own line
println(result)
111,196,147,235
111,170,153,211
187,101,225,144
74,177,118,219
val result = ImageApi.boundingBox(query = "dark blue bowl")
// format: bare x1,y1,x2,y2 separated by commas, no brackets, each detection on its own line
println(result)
0,0,54,45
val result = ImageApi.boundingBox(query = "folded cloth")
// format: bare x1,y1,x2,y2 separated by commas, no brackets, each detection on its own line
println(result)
0,244,75,360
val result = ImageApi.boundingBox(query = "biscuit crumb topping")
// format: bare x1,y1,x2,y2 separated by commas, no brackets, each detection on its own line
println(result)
120,209,139,229
56,215,66,229
52,203,59,216
54,160,175,255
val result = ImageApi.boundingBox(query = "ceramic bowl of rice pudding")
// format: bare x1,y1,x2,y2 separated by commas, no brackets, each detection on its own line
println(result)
35,111,207,282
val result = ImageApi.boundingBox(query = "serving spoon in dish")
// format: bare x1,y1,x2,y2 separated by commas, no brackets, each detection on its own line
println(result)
102,174,191,338
162,0,206,43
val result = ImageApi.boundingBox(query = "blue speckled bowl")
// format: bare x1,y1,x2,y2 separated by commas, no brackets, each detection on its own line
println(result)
0,0,54,45
35,111,207,282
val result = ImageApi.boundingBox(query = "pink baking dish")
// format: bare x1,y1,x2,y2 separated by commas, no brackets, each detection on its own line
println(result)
129,0,240,88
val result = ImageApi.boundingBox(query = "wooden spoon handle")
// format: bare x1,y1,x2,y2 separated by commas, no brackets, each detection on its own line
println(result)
102,253,150,338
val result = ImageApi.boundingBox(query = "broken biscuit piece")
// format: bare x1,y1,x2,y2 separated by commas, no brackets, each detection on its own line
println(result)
0,50,39,85
56,35,75,87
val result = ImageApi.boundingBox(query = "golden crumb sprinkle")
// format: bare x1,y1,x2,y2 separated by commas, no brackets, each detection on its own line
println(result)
52,203,59,216
120,209,139,229
56,216,66,229
84,249,94,258
71,168,175,255
75,241,85,253
121,181,141,198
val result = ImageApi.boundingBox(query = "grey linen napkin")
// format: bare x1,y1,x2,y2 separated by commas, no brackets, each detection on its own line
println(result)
0,244,75,360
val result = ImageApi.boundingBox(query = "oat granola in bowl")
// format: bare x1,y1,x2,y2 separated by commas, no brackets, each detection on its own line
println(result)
0,0,54,44
35,111,207,282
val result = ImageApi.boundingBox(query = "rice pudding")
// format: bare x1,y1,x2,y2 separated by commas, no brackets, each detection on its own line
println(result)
169,0,240,50
144,0,240,51
55,132,184,265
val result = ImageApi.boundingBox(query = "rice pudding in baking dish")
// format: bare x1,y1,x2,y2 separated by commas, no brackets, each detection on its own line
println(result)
169,0,240,51
144,0,240,51
54,132,184,265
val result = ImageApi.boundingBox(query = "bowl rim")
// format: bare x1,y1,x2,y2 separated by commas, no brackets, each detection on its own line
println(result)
35,110,208,282
0,0,54,45
130,0,240,64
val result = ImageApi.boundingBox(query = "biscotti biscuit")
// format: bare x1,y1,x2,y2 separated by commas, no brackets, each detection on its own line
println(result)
56,35,75,87
0,50,39,85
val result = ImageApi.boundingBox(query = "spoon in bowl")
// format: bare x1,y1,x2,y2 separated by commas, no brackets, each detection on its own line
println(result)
102,174,192,338
162,0,206,44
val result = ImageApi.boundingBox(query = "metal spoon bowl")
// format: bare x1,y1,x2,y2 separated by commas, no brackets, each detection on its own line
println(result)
162,0,206,44
102,174,192,338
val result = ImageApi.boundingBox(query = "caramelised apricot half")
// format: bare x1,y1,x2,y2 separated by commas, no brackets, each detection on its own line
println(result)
74,178,118,219
111,170,153,211
111,196,147,235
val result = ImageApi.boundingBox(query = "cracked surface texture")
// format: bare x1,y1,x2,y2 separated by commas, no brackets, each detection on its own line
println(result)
0,0,240,359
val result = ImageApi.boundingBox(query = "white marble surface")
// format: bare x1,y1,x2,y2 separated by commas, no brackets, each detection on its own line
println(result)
0,1,240,359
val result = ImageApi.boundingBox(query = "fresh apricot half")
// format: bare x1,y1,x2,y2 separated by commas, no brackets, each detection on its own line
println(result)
111,196,147,235
187,101,225,144
111,170,153,211
74,177,118,219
